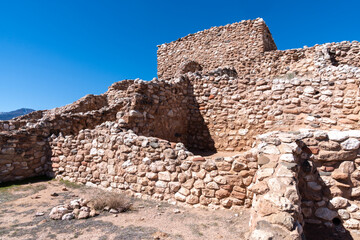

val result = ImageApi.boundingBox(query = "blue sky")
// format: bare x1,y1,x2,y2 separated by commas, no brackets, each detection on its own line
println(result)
0,0,359,112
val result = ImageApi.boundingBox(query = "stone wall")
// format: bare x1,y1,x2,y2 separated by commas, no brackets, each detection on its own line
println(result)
248,134,303,240
0,79,193,182
157,18,277,80
184,55,360,151
0,130,49,182
1,17,360,238
248,129,360,238
49,121,258,210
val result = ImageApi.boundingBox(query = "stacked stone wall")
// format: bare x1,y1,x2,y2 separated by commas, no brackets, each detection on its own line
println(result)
49,122,258,210
0,131,49,182
248,130,360,238
157,18,277,80
1,17,360,238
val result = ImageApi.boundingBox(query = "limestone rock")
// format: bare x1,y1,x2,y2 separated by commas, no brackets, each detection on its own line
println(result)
49,205,71,220
341,138,360,150
328,131,349,142
330,197,348,209
62,212,75,220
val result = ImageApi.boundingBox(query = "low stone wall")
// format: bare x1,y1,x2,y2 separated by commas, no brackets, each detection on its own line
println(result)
49,121,258,210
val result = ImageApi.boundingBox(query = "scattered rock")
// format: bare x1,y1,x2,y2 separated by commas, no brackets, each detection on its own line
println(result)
78,210,90,219
49,205,71,220
62,213,75,220
109,209,119,214
35,212,45,216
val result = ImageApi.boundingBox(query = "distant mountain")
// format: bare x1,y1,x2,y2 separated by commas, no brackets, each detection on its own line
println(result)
0,108,36,120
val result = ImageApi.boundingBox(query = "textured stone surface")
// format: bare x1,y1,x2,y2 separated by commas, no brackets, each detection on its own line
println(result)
315,207,338,221
341,138,360,151
1,18,360,237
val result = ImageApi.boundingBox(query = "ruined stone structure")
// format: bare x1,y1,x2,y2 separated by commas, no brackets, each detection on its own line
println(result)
1,18,360,239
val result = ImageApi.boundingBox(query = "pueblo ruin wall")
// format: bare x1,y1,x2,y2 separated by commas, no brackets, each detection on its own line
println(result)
1,18,360,239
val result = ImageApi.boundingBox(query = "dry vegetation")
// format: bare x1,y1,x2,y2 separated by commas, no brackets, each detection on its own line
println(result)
88,190,132,212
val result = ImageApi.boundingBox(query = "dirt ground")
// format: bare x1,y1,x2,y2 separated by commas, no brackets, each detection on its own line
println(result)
0,178,251,240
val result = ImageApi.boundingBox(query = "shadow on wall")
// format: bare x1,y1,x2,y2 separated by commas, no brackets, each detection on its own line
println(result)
185,75,216,153
0,132,54,183
297,143,354,240
125,72,216,154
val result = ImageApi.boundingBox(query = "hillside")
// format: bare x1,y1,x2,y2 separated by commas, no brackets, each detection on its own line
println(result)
0,108,35,120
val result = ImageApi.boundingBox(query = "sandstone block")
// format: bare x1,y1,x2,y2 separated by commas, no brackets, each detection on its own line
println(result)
158,172,171,182
206,182,219,190
220,199,232,208
174,192,186,202
317,150,356,161
214,176,227,185
215,189,230,199
186,195,199,205
178,187,190,196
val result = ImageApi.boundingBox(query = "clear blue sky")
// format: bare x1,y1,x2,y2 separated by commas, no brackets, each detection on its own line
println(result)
0,0,359,112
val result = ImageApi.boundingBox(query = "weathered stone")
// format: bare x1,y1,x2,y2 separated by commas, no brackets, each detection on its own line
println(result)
214,176,227,185
206,182,219,190
338,209,350,220
338,161,355,174
220,199,232,208
49,205,71,220
158,172,171,182
258,155,270,166
344,219,360,229
62,212,75,220
233,160,248,171
341,138,360,151
279,154,295,163
266,212,295,231
314,207,338,221
178,187,190,196
330,197,348,209
302,208,312,218
174,192,186,202
257,168,274,181
316,150,357,161
186,195,199,205
248,181,269,194
331,170,349,180
319,141,341,151
261,145,280,155
307,182,322,191
328,131,349,142
215,189,230,199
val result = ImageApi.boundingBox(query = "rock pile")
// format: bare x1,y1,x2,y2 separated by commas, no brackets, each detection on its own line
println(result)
49,199,98,220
